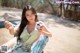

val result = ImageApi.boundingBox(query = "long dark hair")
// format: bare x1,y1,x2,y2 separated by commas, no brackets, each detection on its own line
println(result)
15,5,38,40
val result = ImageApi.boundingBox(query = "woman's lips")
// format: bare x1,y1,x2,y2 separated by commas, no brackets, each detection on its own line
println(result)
30,18,33,20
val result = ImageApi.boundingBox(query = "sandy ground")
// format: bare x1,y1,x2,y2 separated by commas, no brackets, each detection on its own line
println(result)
44,19,80,53
0,9,80,53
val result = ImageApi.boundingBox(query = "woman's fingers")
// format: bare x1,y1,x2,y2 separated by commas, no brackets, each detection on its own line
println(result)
4,21,9,29
38,26,43,31
4,21,12,29
37,26,44,34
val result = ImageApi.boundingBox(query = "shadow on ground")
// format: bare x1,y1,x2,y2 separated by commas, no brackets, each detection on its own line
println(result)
44,14,80,30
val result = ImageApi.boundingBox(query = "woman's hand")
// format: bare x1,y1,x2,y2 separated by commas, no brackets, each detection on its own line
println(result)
4,21,15,35
37,26,44,34
4,21,13,29
37,25,52,37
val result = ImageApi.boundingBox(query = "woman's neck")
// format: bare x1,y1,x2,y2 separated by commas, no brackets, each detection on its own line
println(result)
28,21,36,26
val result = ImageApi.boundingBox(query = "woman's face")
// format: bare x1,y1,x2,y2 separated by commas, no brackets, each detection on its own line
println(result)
25,10,36,23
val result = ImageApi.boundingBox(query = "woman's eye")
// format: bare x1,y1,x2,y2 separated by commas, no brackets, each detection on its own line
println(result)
27,15,29,16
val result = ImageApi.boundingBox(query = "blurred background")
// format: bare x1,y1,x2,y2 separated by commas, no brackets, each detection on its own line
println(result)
0,0,80,53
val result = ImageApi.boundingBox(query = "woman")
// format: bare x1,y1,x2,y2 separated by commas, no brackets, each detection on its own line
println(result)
4,5,52,53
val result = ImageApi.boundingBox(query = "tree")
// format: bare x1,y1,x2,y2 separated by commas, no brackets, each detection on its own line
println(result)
0,0,2,7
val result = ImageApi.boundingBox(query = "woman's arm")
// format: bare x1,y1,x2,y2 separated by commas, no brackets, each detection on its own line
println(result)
38,26,52,37
4,21,19,35
37,21,52,37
